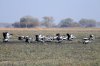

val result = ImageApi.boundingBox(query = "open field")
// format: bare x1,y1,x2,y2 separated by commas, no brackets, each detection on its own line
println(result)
0,28,100,66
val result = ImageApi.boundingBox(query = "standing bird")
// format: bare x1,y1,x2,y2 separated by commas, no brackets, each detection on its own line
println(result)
56,33,62,43
82,34,95,44
3,32,13,42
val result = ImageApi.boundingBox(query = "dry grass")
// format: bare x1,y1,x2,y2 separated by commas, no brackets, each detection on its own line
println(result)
0,28,100,66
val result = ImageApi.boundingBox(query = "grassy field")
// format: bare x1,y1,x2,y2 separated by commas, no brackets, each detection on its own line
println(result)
0,28,100,66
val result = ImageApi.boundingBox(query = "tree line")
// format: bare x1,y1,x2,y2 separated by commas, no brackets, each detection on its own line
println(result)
12,16,97,28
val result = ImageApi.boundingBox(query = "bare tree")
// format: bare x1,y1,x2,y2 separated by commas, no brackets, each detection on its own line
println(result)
42,16,54,28
20,16,40,28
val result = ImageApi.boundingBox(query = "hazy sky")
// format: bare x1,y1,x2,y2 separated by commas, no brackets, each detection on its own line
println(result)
0,0,100,23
